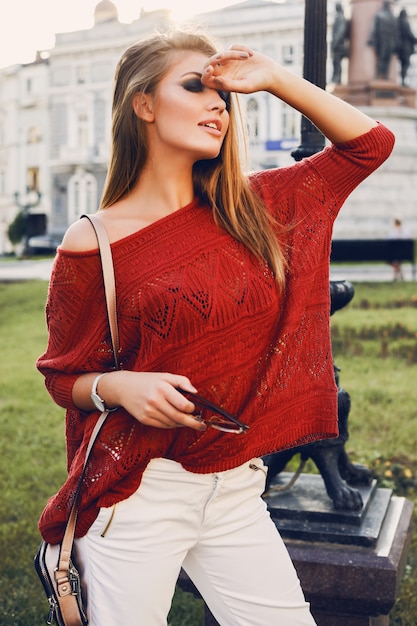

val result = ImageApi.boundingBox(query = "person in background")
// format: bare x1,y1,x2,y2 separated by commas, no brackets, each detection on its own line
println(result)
388,218,411,281
36,28,395,626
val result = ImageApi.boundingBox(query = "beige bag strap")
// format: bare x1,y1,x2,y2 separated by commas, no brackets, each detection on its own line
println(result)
56,214,119,594
85,213,120,369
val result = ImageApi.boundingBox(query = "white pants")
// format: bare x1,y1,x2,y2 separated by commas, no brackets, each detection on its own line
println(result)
74,457,316,626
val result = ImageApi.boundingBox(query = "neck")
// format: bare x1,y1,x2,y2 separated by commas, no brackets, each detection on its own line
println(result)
121,160,194,221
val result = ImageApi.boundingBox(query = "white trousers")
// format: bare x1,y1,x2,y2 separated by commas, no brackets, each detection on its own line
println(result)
74,457,316,626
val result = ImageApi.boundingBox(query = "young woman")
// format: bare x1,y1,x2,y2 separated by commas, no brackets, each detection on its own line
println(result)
37,29,394,626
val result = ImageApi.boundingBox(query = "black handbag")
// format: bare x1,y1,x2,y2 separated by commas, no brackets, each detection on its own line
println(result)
34,214,119,626
34,523,89,626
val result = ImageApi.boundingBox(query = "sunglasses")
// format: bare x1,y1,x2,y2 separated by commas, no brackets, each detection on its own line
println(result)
178,389,249,434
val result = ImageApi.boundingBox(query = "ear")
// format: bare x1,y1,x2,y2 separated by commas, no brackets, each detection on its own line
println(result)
132,92,154,122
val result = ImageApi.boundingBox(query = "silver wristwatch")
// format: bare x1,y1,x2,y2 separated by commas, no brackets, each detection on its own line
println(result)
90,373,118,412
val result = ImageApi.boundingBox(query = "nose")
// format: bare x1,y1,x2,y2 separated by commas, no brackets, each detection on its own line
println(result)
208,89,227,113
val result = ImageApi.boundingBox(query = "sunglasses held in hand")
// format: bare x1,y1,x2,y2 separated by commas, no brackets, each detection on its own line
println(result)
178,389,250,434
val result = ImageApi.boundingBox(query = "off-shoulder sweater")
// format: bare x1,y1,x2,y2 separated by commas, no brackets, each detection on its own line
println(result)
37,123,395,543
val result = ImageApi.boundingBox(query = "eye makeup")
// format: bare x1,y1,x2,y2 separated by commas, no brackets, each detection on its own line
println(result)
180,74,231,111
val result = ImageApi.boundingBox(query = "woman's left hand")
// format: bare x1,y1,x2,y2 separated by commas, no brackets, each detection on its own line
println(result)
202,45,277,95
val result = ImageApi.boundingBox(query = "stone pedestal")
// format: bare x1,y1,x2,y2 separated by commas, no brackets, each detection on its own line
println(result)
328,0,417,240
266,473,390,546
329,104,417,240
178,473,414,626
333,81,416,108
267,474,414,625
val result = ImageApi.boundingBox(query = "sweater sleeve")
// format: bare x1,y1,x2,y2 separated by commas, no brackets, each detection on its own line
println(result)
250,122,395,222
307,122,395,208
36,248,114,410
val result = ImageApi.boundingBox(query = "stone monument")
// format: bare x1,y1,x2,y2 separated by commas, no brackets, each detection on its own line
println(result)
333,0,415,106
331,2,350,84
397,8,417,87
330,0,417,241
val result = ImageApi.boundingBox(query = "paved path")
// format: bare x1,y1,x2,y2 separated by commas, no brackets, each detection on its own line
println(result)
330,263,414,283
0,258,54,282
0,258,414,283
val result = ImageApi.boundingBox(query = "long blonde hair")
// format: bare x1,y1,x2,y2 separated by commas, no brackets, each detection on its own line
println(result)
100,29,287,289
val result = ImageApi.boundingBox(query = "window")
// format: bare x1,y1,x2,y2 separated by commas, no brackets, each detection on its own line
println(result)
51,66,71,87
78,113,89,147
282,45,295,65
77,65,87,84
94,99,106,145
51,102,68,159
27,167,40,192
68,169,98,222
85,179,95,213
27,126,42,144
91,61,113,82
282,104,297,139
246,98,259,140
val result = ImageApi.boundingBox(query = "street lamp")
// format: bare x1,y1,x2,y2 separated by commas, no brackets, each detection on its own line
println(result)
291,0,328,161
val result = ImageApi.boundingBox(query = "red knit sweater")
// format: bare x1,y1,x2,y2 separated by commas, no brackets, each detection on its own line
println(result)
37,124,394,543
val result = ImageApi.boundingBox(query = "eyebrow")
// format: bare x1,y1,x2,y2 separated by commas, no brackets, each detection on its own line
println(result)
180,71,203,79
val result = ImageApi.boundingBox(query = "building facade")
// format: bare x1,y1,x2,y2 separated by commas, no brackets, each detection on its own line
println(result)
0,0,416,253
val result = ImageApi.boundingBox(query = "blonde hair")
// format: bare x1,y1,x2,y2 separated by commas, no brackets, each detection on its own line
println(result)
100,29,287,289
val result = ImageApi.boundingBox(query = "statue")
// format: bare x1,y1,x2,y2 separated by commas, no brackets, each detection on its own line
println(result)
397,8,417,86
367,0,398,80
331,2,350,84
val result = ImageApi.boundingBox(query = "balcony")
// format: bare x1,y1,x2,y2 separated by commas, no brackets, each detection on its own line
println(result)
58,145,94,165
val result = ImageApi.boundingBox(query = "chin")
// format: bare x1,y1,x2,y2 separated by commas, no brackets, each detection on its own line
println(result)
196,148,222,161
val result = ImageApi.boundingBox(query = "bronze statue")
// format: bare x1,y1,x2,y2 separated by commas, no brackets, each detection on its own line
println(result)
397,8,417,86
331,2,350,84
368,0,398,80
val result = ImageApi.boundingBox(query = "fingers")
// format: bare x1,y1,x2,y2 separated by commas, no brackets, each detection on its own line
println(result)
203,45,253,75
202,45,268,94
142,384,204,431
120,372,206,432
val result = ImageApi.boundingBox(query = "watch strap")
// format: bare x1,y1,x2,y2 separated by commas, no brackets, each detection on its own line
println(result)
91,372,119,412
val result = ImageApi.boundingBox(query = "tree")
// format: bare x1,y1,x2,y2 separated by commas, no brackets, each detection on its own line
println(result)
7,211,27,245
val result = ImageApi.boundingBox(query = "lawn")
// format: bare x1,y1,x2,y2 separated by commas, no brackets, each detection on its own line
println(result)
0,279,416,625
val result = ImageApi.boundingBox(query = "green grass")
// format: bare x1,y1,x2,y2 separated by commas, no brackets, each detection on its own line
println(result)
0,280,416,625
330,281,417,626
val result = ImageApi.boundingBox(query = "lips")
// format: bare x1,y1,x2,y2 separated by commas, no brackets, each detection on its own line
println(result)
199,119,222,133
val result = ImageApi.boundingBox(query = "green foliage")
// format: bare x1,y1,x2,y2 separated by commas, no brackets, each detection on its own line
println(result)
0,280,416,625
168,588,204,625
7,210,27,245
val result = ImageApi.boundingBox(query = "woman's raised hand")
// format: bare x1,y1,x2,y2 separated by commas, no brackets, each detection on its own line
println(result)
203,42,377,144
202,44,278,95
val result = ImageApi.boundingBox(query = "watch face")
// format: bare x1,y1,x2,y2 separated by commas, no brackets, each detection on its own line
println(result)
91,392,105,412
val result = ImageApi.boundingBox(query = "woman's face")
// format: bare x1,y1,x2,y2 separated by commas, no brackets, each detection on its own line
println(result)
145,51,230,163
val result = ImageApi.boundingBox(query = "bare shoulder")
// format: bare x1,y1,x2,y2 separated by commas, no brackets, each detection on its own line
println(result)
60,215,100,252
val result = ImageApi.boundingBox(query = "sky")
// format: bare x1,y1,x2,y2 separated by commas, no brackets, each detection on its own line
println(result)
0,0,243,69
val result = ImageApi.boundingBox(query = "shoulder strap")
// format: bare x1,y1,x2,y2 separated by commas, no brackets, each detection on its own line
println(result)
83,213,119,369
57,213,119,576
